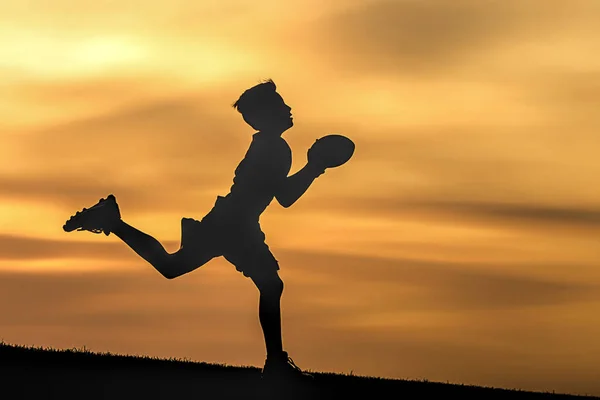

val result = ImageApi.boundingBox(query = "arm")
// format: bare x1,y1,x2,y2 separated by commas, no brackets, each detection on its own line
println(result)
276,163,325,208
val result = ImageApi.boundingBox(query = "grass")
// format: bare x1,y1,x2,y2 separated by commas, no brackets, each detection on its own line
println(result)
0,341,597,400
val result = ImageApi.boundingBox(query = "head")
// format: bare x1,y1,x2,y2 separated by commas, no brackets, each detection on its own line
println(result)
232,79,293,134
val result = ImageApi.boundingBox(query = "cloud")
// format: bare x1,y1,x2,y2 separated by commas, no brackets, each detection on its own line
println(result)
409,201,600,229
22,93,243,164
3,87,598,237
6,75,172,110
309,0,521,73
2,89,259,212
0,174,147,212
524,70,600,123
305,0,598,77
2,81,380,216
2,232,591,312
0,233,178,262
279,249,598,312
2,1,599,394
297,195,600,231
0,266,267,364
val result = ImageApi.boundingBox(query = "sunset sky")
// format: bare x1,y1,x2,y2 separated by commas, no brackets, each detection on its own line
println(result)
1,0,600,396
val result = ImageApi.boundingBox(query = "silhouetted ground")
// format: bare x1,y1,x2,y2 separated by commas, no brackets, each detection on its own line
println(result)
0,342,597,400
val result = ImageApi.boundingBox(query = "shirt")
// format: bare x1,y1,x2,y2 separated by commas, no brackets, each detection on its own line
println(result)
217,132,292,221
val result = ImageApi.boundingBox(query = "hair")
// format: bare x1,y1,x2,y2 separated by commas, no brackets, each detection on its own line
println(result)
232,79,278,129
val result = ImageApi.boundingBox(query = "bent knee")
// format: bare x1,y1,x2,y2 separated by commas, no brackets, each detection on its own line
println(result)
154,260,177,280
162,271,177,280
153,256,184,280
155,249,208,280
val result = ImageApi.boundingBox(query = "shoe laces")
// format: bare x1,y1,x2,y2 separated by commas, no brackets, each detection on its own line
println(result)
286,356,303,373
78,227,103,234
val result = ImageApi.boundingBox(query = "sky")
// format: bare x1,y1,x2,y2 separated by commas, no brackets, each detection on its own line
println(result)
1,0,600,395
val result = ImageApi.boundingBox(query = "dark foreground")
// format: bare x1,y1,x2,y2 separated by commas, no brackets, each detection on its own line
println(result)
0,342,597,400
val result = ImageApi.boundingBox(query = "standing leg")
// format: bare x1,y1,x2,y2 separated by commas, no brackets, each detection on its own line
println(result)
249,270,312,380
222,225,312,380
251,271,285,358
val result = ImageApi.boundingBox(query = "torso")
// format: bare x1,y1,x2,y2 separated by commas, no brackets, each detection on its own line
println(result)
214,132,292,222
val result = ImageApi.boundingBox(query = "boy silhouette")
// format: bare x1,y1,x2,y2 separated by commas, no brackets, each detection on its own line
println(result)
63,79,328,380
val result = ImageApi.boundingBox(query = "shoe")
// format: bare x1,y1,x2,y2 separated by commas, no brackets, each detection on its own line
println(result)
63,194,121,236
261,351,314,382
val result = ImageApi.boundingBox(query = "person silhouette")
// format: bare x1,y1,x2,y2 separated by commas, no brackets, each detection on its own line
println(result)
63,79,329,380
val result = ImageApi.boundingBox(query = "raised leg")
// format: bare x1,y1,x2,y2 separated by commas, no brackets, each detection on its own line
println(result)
111,219,214,279
63,195,215,279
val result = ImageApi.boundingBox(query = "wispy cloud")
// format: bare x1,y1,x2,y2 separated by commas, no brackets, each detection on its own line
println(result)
2,0,600,395
308,0,600,76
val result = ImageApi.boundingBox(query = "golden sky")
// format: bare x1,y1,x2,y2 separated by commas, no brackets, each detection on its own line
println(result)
1,0,600,395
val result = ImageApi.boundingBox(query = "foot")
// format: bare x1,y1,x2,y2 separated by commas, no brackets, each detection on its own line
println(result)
63,194,121,236
261,351,313,382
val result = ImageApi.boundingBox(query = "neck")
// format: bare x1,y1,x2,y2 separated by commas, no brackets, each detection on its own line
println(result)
259,129,284,137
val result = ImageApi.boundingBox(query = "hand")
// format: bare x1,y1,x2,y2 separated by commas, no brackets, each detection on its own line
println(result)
306,161,326,178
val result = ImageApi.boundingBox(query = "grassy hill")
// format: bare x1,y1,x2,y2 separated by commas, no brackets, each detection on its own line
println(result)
0,342,597,400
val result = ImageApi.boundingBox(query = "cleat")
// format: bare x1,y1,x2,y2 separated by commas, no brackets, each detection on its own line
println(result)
261,351,314,382
63,194,121,236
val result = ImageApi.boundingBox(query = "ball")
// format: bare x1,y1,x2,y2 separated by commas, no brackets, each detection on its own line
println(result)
307,134,355,169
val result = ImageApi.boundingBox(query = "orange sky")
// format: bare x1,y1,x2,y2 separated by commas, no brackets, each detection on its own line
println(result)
1,0,600,396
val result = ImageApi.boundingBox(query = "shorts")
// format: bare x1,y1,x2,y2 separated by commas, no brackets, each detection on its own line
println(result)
179,197,280,278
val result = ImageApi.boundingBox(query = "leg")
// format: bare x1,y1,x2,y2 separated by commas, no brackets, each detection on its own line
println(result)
111,219,215,279
63,195,215,279
223,239,312,380
250,271,285,357
221,226,284,357
251,269,312,380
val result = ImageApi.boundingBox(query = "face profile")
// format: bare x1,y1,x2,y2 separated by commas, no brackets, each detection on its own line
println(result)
270,93,294,131
250,93,293,134
232,79,293,135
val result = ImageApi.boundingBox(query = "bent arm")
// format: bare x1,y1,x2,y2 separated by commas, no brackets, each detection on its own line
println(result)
276,163,325,208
